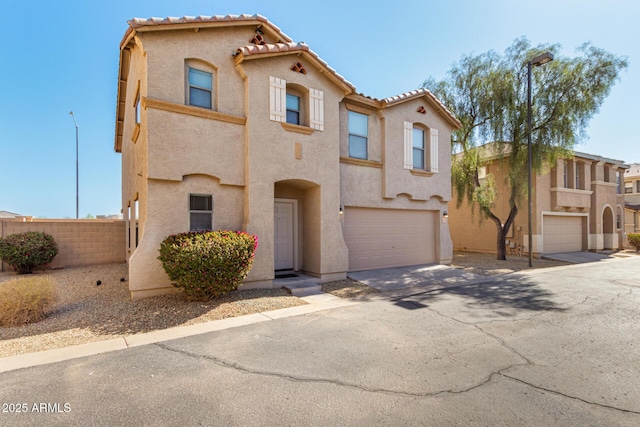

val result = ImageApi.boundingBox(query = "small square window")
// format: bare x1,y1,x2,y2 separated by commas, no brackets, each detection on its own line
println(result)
189,194,213,231
286,94,300,125
188,68,212,109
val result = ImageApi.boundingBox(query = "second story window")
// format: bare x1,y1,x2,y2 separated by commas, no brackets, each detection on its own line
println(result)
412,128,426,169
188,67,213,109
563,161,568,188
348,111,368,160
286,94,300,125
404,122,438,173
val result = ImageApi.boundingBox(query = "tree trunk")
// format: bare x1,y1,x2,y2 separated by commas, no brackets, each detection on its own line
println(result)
487,205,519,261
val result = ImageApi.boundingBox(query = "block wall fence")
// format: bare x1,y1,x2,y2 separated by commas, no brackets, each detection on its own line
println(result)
0,219,126,272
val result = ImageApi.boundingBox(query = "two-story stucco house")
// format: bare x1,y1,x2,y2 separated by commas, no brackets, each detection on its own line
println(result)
448,148,627,257
114,15,461,300
624,163,640,239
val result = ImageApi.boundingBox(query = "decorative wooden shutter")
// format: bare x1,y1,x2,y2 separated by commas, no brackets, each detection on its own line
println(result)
430,128,439,173
269,76,286,122
309,89,324,131
403,121,413,169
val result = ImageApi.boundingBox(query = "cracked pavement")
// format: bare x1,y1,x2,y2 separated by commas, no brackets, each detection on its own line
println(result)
1,257,639,426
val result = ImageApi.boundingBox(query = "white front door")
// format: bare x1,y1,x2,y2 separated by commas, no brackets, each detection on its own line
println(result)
274,201,294,270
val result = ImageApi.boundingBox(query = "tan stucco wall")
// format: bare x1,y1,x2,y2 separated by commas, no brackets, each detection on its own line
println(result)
240,54,349,283
1,219,125,272
449,154,625,255
118,21,458,298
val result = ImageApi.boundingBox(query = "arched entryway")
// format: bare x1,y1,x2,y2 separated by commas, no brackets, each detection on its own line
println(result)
602,205,615,249
274,179,321,274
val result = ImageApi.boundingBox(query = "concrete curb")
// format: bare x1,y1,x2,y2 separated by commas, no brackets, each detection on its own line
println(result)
0,294,361,374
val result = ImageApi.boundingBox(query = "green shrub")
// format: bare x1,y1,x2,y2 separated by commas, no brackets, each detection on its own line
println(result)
158,230,258,301
0,231,59,274
0,276,56,327
628,233,640,252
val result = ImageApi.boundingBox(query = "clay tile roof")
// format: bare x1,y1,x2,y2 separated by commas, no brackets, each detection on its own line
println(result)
235,42,356,92
127,14,293,43
236,42,309,56
382,89,461,129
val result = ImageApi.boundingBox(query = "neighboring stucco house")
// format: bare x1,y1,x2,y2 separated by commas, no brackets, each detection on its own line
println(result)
114,15,461,300
448,148,627,257
624,163,640,240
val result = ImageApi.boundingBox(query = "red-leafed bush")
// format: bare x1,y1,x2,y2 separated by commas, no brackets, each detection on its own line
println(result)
0,232,58,274
158,230,258,301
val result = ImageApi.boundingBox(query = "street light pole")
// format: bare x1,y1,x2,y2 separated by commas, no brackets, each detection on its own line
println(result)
69,111,79,219
527,52,553,268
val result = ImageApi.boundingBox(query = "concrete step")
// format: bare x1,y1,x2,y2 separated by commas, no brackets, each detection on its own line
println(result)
283,282,322,297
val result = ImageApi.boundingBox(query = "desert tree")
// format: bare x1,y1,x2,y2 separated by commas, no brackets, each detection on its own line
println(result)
422,38,627,260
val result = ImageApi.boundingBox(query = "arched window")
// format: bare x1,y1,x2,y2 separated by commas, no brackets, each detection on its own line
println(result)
404,122,438,173
269,77,324,131
185,59,217,110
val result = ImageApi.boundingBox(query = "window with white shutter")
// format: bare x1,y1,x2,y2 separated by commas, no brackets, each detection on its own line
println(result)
269,76,286,122
405,122,438,173
430,128,439,173
309,88,324,131
403,121,413,170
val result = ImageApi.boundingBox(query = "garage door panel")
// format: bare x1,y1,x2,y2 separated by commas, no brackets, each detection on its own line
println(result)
543,216,583,254
344,207,436,271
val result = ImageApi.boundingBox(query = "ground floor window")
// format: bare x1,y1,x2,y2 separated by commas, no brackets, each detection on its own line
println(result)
189,194,213,231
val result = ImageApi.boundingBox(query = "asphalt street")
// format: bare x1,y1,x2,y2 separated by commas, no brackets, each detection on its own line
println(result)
1,257,639,426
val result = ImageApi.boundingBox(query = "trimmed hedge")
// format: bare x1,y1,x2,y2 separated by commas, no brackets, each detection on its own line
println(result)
628,233,640,252
0,231,59,274
158,230,258,301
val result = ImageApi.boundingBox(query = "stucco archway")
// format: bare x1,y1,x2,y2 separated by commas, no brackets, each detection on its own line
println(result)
274,179,322,274
602,205,615,249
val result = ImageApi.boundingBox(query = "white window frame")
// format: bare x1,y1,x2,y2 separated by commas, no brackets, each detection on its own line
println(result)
269,76,324,131
412,127,426,170
189,194,213,232
348,111,368,160
286,93,301,125
404,122,438,172
186,65,214,110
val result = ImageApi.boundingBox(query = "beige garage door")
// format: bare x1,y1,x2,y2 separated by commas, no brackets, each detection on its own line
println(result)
543,215,583,253
343,207,436,271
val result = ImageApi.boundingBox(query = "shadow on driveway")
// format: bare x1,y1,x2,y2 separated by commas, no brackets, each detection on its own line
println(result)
391,275,567,314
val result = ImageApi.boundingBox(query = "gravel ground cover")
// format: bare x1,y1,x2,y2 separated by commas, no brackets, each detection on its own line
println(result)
2,250,636,357
0,263,306,357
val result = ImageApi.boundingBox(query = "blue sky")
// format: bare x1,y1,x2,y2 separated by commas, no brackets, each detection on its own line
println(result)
1,0,638,218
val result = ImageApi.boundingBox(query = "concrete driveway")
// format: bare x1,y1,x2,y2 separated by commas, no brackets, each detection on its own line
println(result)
541,251,613,264
1,258,639,426
348,263,488,293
